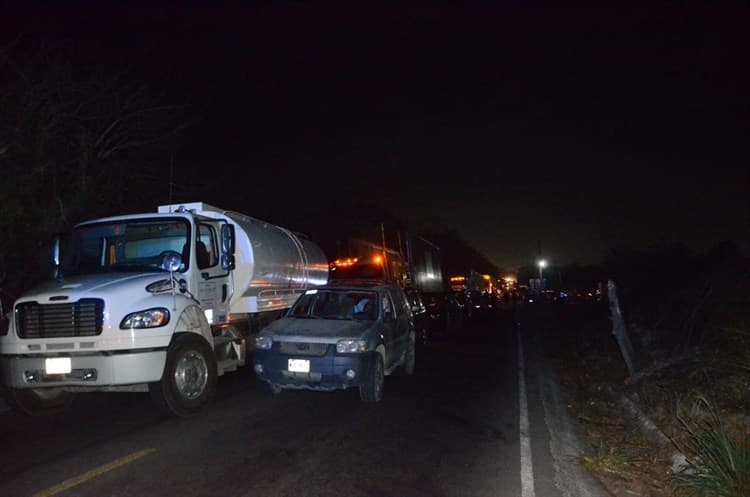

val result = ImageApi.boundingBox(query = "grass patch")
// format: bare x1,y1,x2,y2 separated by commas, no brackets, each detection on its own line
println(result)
578,442,633,480
670,397,750,497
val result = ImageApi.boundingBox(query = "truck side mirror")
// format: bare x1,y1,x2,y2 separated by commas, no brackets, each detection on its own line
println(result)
221,254,236,271
221,224,235,255
220,223,236,271
162,252,182,272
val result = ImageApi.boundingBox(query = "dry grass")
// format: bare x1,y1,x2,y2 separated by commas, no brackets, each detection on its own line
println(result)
546,305,749,497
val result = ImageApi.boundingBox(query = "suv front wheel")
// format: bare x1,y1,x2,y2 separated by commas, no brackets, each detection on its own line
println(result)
360,354,384,402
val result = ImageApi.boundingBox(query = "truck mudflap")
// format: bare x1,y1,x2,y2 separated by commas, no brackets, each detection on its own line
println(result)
0,348,168,389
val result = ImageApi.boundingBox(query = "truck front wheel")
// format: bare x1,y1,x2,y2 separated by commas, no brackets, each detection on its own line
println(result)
6,387,72,416
149,333,217,417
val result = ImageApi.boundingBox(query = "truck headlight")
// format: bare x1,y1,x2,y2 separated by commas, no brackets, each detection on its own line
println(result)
255,335,273,350
120,308,170,329
336,339,368,353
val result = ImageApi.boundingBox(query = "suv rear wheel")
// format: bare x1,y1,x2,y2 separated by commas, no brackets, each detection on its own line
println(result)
400,333,415,376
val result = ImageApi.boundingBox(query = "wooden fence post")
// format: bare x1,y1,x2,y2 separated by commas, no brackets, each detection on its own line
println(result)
607,279,636,379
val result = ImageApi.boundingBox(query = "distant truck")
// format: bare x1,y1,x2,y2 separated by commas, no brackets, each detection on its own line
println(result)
0,202,328,416
449,270,492,295
328,235,444,293
328,235,460,342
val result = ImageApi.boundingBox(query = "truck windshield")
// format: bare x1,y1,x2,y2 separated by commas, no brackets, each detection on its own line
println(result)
61,218,191,276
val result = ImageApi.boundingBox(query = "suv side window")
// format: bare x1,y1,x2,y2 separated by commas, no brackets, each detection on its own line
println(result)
381,293,393,320
389,288,410,317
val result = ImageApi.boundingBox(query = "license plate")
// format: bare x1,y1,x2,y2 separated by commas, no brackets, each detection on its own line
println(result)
45,357,72,375
288,359,310,373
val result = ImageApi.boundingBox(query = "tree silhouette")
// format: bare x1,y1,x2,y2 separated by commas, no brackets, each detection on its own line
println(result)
0,37,190,295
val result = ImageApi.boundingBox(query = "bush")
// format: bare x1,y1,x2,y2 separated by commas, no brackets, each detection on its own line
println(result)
671,397,749,497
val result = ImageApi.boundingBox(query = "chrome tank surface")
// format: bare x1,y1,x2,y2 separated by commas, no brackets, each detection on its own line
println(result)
225,210,329,313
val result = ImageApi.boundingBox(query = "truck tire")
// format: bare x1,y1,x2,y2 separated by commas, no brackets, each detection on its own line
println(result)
149,333,217,417
5,387,72,416
418,325,429,348
359,354,384,402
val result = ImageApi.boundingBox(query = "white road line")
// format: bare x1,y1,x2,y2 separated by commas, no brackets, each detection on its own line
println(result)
518,327,536,497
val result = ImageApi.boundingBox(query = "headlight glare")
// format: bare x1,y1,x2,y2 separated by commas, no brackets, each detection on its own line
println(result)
336,339,368,353
120,308,170,329
255,335,273,350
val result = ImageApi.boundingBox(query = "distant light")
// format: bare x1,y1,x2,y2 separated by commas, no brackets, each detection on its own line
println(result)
538,259,547,268
373,255,383,264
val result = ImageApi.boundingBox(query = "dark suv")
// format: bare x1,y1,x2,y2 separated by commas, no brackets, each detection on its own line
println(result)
253,279,416,402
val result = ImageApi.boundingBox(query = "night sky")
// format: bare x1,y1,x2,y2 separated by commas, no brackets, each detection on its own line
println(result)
4,3,749,270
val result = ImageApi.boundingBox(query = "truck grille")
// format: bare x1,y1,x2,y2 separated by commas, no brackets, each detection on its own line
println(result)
15,299,105,339
279,342,329,356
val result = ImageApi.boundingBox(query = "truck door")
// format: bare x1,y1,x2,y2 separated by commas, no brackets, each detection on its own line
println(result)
193,221,231,325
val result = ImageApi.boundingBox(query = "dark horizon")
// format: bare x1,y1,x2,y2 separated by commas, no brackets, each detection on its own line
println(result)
2,3,748,269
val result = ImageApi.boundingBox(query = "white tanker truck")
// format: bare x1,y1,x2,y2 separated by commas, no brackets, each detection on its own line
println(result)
0,202,329,416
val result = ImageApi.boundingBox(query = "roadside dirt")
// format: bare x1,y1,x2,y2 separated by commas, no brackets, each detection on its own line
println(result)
538,303,749,497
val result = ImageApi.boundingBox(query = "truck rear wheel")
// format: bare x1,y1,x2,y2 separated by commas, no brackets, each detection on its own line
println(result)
418,325,430,348
149,333,217,417
5,387,72,416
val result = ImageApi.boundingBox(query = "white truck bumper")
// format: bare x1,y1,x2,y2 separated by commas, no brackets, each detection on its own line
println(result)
0,349,167,389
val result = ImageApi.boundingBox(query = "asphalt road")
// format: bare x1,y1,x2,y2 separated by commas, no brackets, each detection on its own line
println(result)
0,306,605,497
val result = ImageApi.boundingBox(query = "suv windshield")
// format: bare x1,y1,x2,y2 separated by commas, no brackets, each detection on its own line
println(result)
61,217,190,276
290,289,378,321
